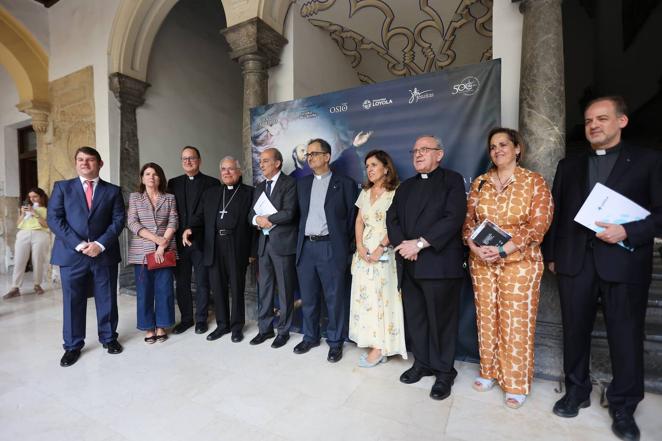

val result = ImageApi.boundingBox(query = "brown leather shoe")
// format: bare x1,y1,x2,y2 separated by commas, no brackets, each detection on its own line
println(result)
34,285,45,295
3,288,20,300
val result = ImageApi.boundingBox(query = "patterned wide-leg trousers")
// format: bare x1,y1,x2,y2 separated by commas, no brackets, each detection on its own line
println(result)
469,257,544,394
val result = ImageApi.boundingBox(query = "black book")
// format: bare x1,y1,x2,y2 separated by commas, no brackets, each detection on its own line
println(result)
470,219,511,247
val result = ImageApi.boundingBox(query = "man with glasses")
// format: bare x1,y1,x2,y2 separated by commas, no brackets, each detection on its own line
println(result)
386,134,467,400
167,146,219,335
294,138,358,362
249,148,298,348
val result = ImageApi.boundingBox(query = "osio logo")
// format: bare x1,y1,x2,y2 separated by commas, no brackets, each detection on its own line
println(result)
451,76,480,96
329,103,348,113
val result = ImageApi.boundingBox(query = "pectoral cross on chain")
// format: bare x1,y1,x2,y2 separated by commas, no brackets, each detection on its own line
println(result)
219,209,228,219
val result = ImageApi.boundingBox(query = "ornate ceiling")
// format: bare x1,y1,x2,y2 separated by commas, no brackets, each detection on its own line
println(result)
299,0,492,84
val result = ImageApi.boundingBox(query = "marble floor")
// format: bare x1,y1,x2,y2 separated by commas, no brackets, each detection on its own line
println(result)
1,275,661,441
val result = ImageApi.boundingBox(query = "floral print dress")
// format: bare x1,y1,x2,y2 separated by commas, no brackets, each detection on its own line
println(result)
349,189,407,358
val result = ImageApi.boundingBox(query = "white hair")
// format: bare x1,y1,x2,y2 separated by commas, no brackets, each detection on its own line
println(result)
415,134,444,149
220,156,241,170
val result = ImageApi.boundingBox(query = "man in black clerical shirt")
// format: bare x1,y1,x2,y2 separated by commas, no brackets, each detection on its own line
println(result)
386,135,467,401
545,96,662,441
168,146,219,335
183,156,255,343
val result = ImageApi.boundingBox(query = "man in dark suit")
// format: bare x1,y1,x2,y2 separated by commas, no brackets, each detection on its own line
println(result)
167,146,219,335
183,156,255,343
386,135,467,400
545,96,662,441
48,146,126,367
249,148,298,348
293,138,358,363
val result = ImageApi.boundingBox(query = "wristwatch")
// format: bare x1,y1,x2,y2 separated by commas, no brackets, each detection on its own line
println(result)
498,245,507,258
416,238,425,249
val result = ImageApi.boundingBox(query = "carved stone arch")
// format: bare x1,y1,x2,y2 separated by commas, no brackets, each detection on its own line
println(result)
108,0,180,82
0,5,49,113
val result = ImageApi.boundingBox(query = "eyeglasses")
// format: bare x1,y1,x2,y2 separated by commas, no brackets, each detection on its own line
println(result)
181,156,199,162
409,147,441,156
221,167,239,172
304,151,329,159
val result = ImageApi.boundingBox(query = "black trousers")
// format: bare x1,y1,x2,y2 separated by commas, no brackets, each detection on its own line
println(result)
209,235,246,332
401,261,462,380
174,245,210,324
558,248,648,414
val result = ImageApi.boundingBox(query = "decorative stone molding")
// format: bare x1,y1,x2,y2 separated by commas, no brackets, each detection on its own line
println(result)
222,18,287,183
17,100,50,133
300,0,493,84
222,17,288,68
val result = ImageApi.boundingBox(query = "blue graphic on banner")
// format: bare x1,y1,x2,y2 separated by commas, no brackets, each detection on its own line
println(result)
250,60,501,362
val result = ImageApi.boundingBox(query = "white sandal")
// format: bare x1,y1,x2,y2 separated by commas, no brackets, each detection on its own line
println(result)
505,393,526,409
472,377,496,392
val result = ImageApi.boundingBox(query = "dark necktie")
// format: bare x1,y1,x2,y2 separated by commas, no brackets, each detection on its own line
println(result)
266,180,273,197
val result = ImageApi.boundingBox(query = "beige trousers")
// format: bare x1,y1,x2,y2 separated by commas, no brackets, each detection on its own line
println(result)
11,229,50,289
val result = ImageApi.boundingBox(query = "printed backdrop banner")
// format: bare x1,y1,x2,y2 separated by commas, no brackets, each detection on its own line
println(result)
250,59,501,361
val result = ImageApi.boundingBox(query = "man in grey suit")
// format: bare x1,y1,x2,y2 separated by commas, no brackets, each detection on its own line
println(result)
249,148,299,348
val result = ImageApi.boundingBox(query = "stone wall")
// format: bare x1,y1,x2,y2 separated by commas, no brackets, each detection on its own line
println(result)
43,66,96,190
0,196,20,274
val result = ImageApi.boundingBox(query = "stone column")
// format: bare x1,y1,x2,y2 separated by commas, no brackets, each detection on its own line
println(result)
109,73,150,201
109,73,149,295
517,0,566,380
17,100,50,190
221,17,287,184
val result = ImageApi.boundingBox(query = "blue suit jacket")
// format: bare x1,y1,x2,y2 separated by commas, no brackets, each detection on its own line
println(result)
296,171,358,270
48,178,126,266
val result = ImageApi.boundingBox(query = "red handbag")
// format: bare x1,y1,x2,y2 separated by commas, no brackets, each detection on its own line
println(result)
145,250,176,270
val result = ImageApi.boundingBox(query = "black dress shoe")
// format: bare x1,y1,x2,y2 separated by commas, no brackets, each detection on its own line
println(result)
206,327,230,341
610,408,640,441
195,322,208,334
271,334,289,348
430,378,452,400
102,340,123,354
552,394,590,418
399,366,434,384
172,322,193,334
60,349,81,367
231,330,244,343
293,340,320,354
250,331,275,345
327,346,343,363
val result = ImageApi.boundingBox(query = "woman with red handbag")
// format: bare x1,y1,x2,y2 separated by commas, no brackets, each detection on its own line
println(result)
127,163,179,344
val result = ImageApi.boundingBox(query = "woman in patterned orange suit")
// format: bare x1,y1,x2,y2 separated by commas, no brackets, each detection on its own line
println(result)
462,128,553,409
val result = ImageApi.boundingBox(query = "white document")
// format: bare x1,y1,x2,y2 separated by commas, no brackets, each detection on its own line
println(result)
574,183,650,250
253,191,278,235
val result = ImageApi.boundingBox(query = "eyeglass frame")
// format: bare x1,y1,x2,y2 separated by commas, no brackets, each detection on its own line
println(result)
409,147,442,156
304,151,330,159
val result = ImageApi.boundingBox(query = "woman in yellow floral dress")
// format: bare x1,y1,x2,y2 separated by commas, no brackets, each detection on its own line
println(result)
349,150,407,367
463,128,553,408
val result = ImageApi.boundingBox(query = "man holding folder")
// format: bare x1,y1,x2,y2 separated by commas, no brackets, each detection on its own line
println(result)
249,148,298,348
545,96,662,441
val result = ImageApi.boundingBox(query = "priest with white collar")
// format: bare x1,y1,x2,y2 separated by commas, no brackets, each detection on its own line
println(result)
183,156,256,343
386,134,467,401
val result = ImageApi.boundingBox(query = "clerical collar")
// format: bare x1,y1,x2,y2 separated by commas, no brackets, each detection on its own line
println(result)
419,167,440,180
591,143,621,157
226,185,235,190
314,170,332,180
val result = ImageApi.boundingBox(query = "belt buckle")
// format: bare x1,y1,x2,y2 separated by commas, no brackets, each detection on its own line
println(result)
218,230,228,236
